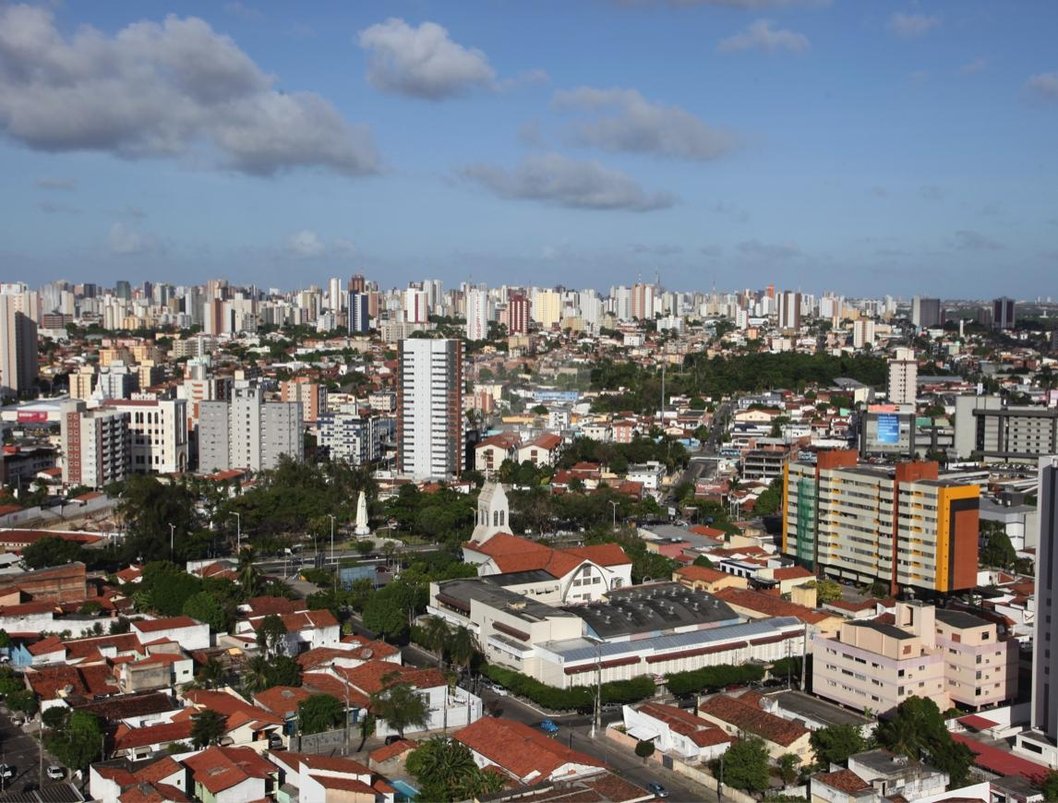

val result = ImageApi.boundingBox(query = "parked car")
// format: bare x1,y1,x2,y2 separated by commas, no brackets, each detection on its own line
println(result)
490,685,509,697
384,735,404,746
0,764,15,780
46,767,64,781
538,719,559,736
646,782,669,799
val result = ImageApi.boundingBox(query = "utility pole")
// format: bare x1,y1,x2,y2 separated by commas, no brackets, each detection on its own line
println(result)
168,523,175,561
608,500,618,531
328,514,336,565
586,636,602,739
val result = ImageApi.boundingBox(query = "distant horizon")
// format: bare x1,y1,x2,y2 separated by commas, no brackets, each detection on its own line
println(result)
2,2,1056,295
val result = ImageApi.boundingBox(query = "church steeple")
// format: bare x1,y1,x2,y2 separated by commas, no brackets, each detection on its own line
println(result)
470,480,512,544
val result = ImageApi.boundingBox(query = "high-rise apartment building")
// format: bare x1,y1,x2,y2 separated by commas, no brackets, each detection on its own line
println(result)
777,291,802,331
0,294,39,400
531,290,562,329
403,288,430,324
280,377,326,423
953,395,1058,463
60,402,132,488
630,283,656,321
502,292,530,335
397,338,463,481
465,288,489,341
104,398,189,475
887,347,918,405
993,297,1016,331
347,291,370,333
1033,456,1058,740
783,451,979,594
199,384,303,473
911,296,943,329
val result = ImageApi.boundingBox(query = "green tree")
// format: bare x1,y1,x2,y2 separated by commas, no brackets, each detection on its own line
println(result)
255,614,288,658
814,578,843,605
196,658,228,689
719,736,770,792
139,561,203,616
407,737,504,803
876,696,973,786
21,536,85,570
370,682,430,738
44,711,103,770
980,525,1017,570
7,688,38,716
182,590,229,632
298,694,345,735
191,709,227,748
447,626,476,675
778,753,802,785
810,723,869,767
1039,769,1058,802
635,740,655,758
418,615,451,668
0,629,10,648
754,476,784,517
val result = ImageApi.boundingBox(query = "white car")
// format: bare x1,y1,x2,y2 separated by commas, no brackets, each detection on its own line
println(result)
0,764,14,780
46,766,64,781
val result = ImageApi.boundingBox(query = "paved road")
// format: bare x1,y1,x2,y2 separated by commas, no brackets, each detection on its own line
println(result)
0,710,44,794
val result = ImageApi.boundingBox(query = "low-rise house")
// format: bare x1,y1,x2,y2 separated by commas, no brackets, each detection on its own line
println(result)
697,693,812,763
453,717,604,785
112,717,195,761
182,688,285,751
672,564,748,594
846,749,949,800
133,616,210,652
91,755,188,803
516,433,562,467
622,702,731,763
268,752,396,803
714,587,842,638
183,746,278,803
238,609,341,655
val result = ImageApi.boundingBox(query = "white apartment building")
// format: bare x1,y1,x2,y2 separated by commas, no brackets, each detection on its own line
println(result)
103,398,188,475
397,337,463,480
465,287,489,341
198,383,303,473
887,347,917,405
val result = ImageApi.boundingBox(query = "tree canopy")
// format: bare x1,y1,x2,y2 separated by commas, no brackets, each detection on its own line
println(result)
876,696,973,787
298,694,346,735
45,711,103,770
718,736,770,793
407,737,504,802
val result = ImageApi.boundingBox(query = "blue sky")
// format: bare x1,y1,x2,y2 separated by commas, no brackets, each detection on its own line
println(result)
1,0,1056,297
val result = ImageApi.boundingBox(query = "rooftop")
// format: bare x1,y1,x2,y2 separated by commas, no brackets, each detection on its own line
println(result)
434,578,573,625
571,582,739,639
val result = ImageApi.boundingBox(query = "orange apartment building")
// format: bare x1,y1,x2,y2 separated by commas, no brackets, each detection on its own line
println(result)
783,451,979,595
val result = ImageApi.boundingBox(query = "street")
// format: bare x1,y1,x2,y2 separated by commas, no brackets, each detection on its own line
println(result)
0,710,44,794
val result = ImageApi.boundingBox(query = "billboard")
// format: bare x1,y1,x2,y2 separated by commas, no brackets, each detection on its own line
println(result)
16,411,49,424
876,413,900,445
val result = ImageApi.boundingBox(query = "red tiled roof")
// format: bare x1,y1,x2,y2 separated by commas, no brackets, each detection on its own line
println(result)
772,566,814,581
951,733,1050,782
637,703,732,749
114,719,193,751
25,663,118,700
467,532,629,577
815,769,871,793
243,596,302,616
714,587,831,625
454,717,603,781
253,685,312,717
27,635,65,656
338,660,446,696
698,694,808,747
675,565,730,584
369,738,418,764
184,746,274,795
308,775,375,795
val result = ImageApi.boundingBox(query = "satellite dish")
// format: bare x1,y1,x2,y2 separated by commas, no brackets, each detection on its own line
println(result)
361,648,373,659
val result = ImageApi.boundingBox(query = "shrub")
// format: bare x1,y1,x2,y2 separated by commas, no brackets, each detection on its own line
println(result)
665,663,764,697
635,740,655,758
481,665,653,713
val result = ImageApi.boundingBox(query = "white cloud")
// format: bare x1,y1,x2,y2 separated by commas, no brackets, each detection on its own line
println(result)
287,230,327,258
888,13,941,39
460,153,676,212
1027,72,1058,100
358,18,495,100
0,5,378,176
553,87,734,161
717,19,810,54
108,222,157,255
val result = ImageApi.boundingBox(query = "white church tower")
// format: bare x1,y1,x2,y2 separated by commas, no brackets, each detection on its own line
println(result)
470,480,512,544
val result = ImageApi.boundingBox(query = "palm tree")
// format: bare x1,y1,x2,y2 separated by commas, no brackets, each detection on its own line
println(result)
196,658,226,689
242,654,273,694
447,626,476,677
191,709,227,748
419,615,450,668
238,546,261,597
370,683,430,739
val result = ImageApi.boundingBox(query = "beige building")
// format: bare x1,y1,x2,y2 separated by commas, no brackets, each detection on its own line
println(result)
814,602,1017,715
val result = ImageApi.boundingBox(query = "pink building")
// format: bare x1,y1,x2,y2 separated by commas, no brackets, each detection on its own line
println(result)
813,602,1018,715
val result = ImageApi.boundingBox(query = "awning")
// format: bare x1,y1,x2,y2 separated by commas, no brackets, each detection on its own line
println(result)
627,725,659,742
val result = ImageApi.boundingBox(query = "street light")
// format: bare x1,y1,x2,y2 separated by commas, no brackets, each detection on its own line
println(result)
231,512,241,554
168,522,175,560
607,500,618,530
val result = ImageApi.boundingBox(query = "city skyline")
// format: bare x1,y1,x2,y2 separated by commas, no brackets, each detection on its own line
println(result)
2,1,1056,295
